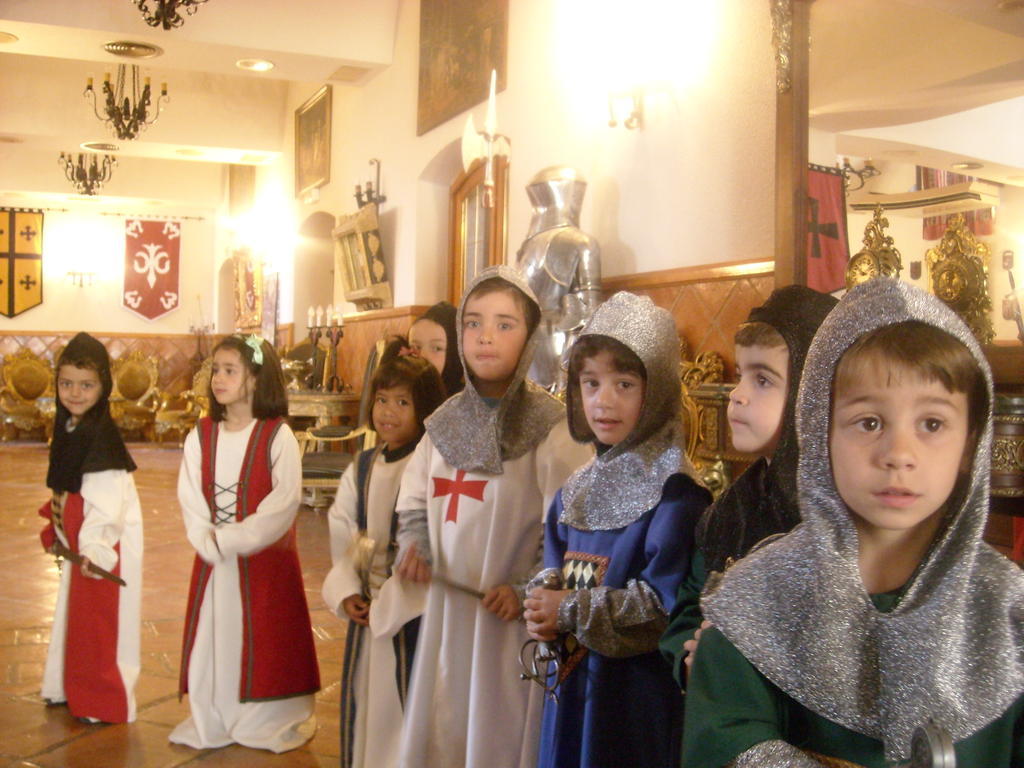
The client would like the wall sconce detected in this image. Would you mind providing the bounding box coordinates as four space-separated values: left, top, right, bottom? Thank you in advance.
841 156 881 191
354 158 387 208
608 90 644 130
66 271 96 287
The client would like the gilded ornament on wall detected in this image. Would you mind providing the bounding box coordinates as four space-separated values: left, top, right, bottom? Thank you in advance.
925 213 995 345
845 205 902 289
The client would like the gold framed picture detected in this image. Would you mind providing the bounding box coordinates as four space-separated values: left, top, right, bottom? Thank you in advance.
448 156 508 304
295 85 332 198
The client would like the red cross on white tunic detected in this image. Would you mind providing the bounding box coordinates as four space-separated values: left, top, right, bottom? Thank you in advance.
432 470 488 523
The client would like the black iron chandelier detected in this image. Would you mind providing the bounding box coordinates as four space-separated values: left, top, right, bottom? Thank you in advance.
132 0 210 30
85 64 168 141
58 153 117 196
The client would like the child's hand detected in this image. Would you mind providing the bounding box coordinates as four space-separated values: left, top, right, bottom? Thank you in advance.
79 556 102 580
396 544 432 583
342 594 370 626
683 620 713 676
482 584 521 622
523 587 570 641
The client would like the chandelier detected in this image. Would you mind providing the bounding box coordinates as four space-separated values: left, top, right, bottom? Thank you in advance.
58 153 117 196
85 65 168 141
132 0 210 30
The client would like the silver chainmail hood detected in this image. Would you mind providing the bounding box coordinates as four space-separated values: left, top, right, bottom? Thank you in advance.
702 278 1024 761
560 291 701 530
425 265 564 474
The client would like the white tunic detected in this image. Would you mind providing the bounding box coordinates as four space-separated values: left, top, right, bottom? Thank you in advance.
42 469 144 721
169 420 316 753
395 421 591 768
322 448 423 768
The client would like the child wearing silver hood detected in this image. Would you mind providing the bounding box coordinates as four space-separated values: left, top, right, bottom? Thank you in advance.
524 292 711 768
682 278 1024 766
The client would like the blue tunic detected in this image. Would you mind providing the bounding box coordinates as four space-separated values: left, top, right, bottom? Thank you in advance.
537 473 708 768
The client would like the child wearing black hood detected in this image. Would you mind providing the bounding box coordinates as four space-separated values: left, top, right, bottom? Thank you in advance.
660 286 837 683
39 332 143 723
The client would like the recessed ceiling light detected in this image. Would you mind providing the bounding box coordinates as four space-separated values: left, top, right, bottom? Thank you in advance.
103 40 163 59
0 31 19 44
176 148 204 157
81 141 120 152
951 161 983 171
236 58 275 72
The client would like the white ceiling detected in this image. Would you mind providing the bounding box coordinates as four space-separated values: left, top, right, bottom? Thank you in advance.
810 0 1024 186
1 0 1023 189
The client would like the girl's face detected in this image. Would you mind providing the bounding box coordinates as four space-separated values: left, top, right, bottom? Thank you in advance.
57 364 103 425
372 384 418 450
408 318 448 376
211 348 253 410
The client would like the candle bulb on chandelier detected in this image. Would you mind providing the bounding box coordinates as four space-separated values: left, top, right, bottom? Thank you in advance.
307 306 315 327
316 305 324 327
325 304 334 326
104 72 111 84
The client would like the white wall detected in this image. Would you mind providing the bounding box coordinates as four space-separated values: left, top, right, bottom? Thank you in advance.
281 0 777 310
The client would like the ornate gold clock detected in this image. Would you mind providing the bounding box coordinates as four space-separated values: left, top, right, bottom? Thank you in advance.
925 213 994 345
845 205 902 290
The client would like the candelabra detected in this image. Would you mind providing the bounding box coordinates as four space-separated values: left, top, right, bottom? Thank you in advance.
307 306 345 392
58 152 116 196
354 158 387 208
132 0 210 30
188 320 213 364
85 65 168 141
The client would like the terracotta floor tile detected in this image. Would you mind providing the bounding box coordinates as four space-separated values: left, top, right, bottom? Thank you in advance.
1 443 345 766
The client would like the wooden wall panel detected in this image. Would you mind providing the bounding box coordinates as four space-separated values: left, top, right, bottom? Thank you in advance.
603 258 775 379
336 305 430 394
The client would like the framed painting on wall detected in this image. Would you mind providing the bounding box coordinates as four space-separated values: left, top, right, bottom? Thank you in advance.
233 248 262 332
417 0 508 136
295 85 332 198
448 156 508 304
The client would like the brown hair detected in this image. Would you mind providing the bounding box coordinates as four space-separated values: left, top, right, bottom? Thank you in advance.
465 277 541 337
833 320 987 436
368 353 446 437
208 335 289 422
568 334 646 383
734 321 786 350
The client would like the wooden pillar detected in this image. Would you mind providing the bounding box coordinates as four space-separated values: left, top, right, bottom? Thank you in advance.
772 0 812 288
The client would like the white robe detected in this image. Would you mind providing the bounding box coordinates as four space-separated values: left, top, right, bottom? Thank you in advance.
322 449 425 768
395 421 591 768
42 469 144 721
170 420 316 753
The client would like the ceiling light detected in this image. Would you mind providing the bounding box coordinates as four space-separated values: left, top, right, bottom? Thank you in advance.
81 141 120 152
236 58 274 72
103 40 163 59
0 32 19 44
85 65 168 140
59 152 117 196
951 161 983 171
132 0 210 30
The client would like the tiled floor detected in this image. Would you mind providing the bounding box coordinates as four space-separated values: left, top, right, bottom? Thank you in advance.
0 443 345 767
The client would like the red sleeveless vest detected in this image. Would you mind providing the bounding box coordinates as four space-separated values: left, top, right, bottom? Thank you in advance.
178 417 320 701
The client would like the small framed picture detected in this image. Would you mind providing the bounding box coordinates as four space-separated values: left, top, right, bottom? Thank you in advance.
295 85 332 198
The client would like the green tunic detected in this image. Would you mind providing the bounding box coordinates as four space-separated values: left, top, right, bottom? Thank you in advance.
682 592 1024 768
658 548 707 687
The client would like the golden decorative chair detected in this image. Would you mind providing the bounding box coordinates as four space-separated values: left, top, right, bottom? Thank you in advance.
110 350 161 440
0 348 55 441
154 357 213 445
679 350 729 498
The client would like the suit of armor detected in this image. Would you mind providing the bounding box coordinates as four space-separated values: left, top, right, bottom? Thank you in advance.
516 167 601 390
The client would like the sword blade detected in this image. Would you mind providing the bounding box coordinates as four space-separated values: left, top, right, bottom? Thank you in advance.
52 540 126 586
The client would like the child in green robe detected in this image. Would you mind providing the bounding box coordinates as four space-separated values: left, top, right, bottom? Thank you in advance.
682 279 1024 767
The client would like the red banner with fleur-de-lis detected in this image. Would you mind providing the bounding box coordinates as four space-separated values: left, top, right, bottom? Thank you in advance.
123 219 180 320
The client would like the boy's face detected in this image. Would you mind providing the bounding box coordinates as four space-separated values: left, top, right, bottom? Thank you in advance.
830 367 970 541
409 318 448 376
57 364 102 425
728 343 789 457
578 350 645 447
372 384 418 451
462 289 529 398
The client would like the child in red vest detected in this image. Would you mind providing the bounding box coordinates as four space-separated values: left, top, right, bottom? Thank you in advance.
171 335 320 753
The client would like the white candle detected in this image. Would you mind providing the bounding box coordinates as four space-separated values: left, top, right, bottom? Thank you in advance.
307 306 314 326
484 69 497 136
325 304 334 325
316 305 324 327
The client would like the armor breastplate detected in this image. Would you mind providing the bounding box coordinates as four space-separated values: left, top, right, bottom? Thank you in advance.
517 227 600 315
